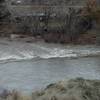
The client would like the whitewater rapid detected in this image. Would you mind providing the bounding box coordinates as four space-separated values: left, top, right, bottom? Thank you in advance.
0 37 100 93
0 38 100 63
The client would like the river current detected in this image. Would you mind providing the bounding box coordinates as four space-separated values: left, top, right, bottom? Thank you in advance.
0 38 100 93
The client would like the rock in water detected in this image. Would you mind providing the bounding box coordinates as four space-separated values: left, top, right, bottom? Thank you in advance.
0 87 10 99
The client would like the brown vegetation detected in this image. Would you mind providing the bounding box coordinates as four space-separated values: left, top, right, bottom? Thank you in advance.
0 0 100 44
0 78 100 100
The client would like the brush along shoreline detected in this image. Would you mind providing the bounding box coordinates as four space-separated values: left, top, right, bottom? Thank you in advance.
0 78 100 100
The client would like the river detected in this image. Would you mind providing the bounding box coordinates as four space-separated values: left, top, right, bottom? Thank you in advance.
0 38 100 93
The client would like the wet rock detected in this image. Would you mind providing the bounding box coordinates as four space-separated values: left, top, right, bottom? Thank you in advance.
0 88 10 99
10 34 20 39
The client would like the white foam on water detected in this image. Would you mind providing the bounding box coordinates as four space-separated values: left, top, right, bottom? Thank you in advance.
0 39 100 62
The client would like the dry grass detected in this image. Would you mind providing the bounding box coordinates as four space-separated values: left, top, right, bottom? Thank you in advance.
31 78 100 100
0 78 100 100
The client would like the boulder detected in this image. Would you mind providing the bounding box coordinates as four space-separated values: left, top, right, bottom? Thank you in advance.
0 87 10 99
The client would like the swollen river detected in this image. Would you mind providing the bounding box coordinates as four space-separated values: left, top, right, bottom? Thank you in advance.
0 38 100 93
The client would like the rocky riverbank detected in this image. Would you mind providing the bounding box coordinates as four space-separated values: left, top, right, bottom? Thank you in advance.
0 78 100 100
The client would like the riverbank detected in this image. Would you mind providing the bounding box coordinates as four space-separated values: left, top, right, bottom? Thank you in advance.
0 24 97 45
42 30 97 44
0 29 98 45
0 78 100 100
